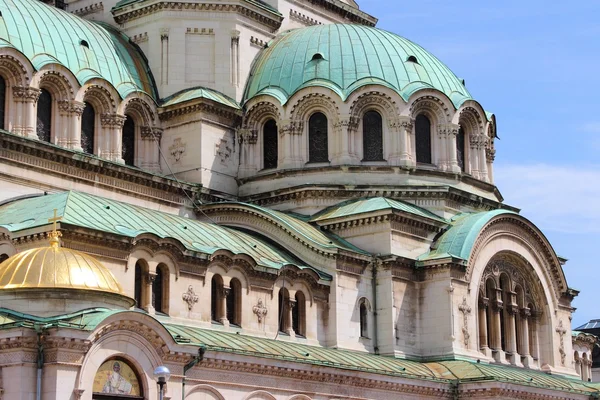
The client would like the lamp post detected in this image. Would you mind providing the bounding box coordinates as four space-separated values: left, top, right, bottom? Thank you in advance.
153 366 171 400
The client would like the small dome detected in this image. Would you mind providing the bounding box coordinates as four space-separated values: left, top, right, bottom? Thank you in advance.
243 24 471 106
0 241 124 295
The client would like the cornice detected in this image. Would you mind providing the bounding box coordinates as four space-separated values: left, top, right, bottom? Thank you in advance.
113 1 283 31
318 211 445 236
158 98 242 125
0 130 199 207
289 0 377 26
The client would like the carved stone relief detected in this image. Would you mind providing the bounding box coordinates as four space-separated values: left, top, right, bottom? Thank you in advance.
182 285 199 311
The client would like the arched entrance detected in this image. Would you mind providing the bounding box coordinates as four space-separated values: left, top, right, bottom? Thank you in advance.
92 358 144 399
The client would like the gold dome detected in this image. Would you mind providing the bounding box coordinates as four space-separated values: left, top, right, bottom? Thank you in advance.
0 241 124 294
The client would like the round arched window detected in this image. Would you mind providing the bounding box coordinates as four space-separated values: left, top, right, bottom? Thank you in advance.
93 358 143 399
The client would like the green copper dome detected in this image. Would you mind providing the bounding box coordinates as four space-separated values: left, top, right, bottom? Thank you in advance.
244 24 472 107
0 0 157 100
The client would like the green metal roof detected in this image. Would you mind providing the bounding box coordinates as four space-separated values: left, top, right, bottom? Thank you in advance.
2 307 599 395
311 197 448 224
161 87 240 110
202 202 368 255
417 210 517 263
243 24 472 107
0 0 158 100
0 191 330 279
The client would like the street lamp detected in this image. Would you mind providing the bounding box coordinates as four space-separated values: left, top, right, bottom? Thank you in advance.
153 365 171 400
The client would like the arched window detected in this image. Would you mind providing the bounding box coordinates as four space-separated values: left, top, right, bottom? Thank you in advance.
415 114 431 164
211 274 224 322
227 278 242 326
278 287 290 333
308 112 328 163
457 126 466 172
263 119 278 169
122 115 135 166
478 256 542 368
362 110 384 161
81 102 95 154
359 301 368 338
0 76 6 130
152 265 168 314
92 358 143 399
37 88 52 142
293 291 306 337
134 261 143 309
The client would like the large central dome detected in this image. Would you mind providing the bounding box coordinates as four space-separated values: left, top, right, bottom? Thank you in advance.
244 24 472 106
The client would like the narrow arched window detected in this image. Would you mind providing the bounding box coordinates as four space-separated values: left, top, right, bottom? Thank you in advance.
278 287 290 333
227 278 242 326
360 301 368 338
362 110 384 161
263 119 278 169
484 279 495 349
211 274 224 322
81 102 95 154
122 115 135 166
0 76 6 130
308 112 328 163
37 88 52 142
0 254 8 263
499 274 510 352
415 114 431 164
134 261 143 309
457 126 466 172
293 291 306 336
152 267 163 313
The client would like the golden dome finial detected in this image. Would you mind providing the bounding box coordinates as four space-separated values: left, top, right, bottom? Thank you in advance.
48 208 62 248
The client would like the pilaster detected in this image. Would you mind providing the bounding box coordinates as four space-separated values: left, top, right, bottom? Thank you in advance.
12 86 41 138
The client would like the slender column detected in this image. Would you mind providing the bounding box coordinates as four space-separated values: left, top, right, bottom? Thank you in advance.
13 86 41 138
437 125 448 170
231 30 240 87
220 287 230 326
479 298 489 351
469 133 481 179
100 113 126 162
530 311 540 361
141 126 163 172
146 272 156 313
447 124 460 172
331 116 356 165
286 299 296 336
478 134 489 182
576 358 582 379
506 299 521 365
58 100 84 150
279 120 302 168
583 359 590 382
486 146 496 183
520 308 531 356
491 297 503 351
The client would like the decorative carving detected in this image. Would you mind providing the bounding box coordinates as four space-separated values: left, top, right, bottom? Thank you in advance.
58 100 85 115
0 54 30 85
238 127 258 144
39 71 75 98
182 285 199 311
486 147 496 162
215 138 232 164
409 95 451 122
289 9 322 26
160 28 169 41
169 138 186 163
84 85 116 113
458 297 472 347
100 113 126 128
290 93 338 122
245 101 280 130
280 120 304 136
141 126 163 141
13 86 41 102
556 320 567 366
253 299 268 323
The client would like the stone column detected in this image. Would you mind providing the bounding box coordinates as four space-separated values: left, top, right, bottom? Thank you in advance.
141 126 162 172
389 117 414 167
478 298 489 352
100 113 126 162
486 144 496 183
331 116 356 165
279 120 302 169
576 358 582 379
520 308 533 367
447 123 460 173
220 286 230 326
146 272 156 314
437 125 448 170
286 298 296 336
506 299 522 366
491 291 506 363
13 86 41 138
583 359 590 382
469 133 481 179
529 311 540 363
58 100 84 151
477 134 489 182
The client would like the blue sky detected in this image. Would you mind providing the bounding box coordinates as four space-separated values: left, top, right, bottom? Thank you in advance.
360 1 600 327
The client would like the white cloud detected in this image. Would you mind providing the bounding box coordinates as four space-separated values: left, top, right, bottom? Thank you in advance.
495 164 600 233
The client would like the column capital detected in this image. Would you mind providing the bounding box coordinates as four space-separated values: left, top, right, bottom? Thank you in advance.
280 120 303 136
238 127 258 144
13 86 41 103
506 303 519 315
520 307 532 318
141 126 163 141
58 100 85 116
101 113 126 128
333 115 359 132
479 296 490 308
492 299 504 311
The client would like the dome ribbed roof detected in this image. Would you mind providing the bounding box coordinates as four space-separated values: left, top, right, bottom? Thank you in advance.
0 242 124 295
0 0 157 100
243 24 472 106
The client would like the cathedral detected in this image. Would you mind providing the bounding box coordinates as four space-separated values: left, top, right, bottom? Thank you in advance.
0 0 597 398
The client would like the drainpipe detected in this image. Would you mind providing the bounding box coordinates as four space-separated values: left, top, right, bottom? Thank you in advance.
181 345 206 400
451 379 460 400
371 256 379 355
